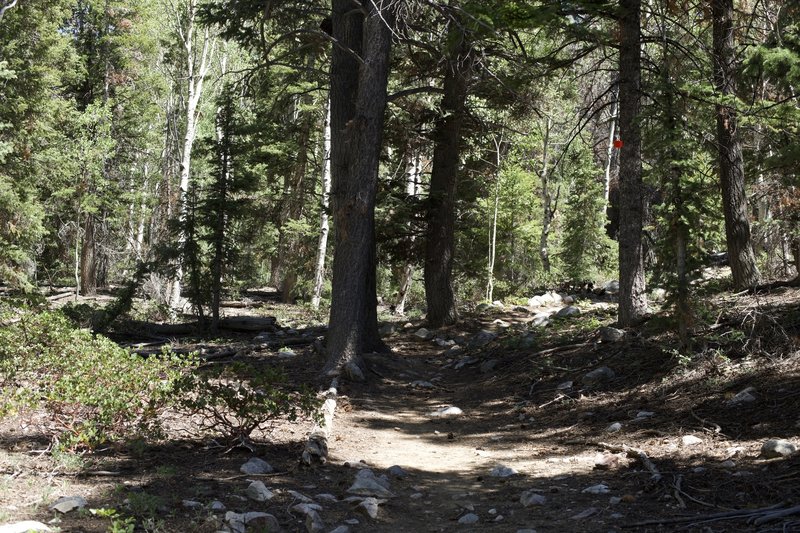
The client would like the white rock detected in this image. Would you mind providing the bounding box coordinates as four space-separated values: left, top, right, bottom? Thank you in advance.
458 513 479 524
583 366 615 385
761 439 797 458
527 296 543 307
635 411 655 419
604 280 620 294
358 497 381 519
245 480 274 502
681 435 703 447
182 499 203 509
345 518 359 525
414 328 434 340
489 465 518 477
293 502 324 513
606 422 622 433
428 406 463 418
599 327 626 343
49 496 87 514
469 330 497 348
240 457 274 475
387 465 408 478
278 349 296 358
0 522 52 533
520 491 547 506
329 527 350 533
347 470 394 498
410 380 434 388
209 500 226 511
727 387 757 406
556 380 573 390
316 493 338 503
610 496 622 505
225 512 279 533
581 483 610 494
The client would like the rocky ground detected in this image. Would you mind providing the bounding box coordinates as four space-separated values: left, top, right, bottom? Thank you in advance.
1 284 800 532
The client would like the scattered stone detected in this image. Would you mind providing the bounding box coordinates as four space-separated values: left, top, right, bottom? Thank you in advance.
458 513 479 525
49 496 87 514
387 465 408 479
343 459 371 469
582 483 610 494
516 530 537 533
181 499 203 509
556 380 573 390
329 527 350 533
571 507 600 520
225 512 280 533
594 452 629 470
480 359 498 373
582 366 615 386
609 497 622 505
527 296 543 307
429 406 463 418
488 509 497 515
513 306 530 313
606 422 622 433
519 333 537 348
492 300 505 308
277 349 296 359
650 288 667 302
414 328 435 340
760 439 797 459
288 490 313 503
454 356 479 369
209 500 226 511
475 303 492 312
378 323 396 337
240 457 274 475
344 519 359 525
293 503 325 532
681 435 703 447
245 480 274 502
520 491 547 506
469 330 497 348
0 522 52 533
347 469 394 498
410 493 423 500
563 295 575 305
444 345 464 357
635 411 655 419
492 319 511 328
727 387 757 406
530 314 550 328
344 362 365 382
357 497 382 519
410 380 435 389
604 280 620 294
599 327 626 343
556 305 581 318
693 467 706 474
434 337 456 347
489 465 518 478
316 494 338 503
720 460 736 468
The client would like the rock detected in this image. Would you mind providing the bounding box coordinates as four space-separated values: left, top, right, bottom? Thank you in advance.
293 504 325 532
635 411 655 419
182 499 203 509
582 483 610 494
527 296 543 307
245 480 274 502
476 303 492 312
520 491 547 506
650 288 667 302
550 291 564 304
599 327 625 343
429 406 463 418
357 497 381 519
240 457 274 475
727 387 757 406
582 366 615 386
519 333 537 348
347 469 394 498
720 460 736 468
387 465 408 479
556 306 581 318
606 422 622 433
225 512 281 533
530 314 550 328
454 356 478 369
0 522 52 533
277 349 296 358
458 513 479 525
288 490 313 503
513 306 530 313
316 494 338 503
492 319 511 328
414 328 434 340
556 380 573 390
480 359 498 374
378 323 396 337
492 300 505 308
469 330 497 348
604 280 620 294
329 527 350 533
681 435 703 447
344 362 365 382
571 507 600 520
410 380 435 388
489 465 518 477
760 439 797 458
563 295 575 305
209 500 226 511
434 337 456 347
344 519 359 525
49 496 88 514
444 345 463 357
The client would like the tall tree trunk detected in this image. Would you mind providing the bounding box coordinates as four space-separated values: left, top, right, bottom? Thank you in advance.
395 147 423 315
79 214 96 295
604 85 619 208
210 94 231 334
711 0 760 289
325 0 393 378
486 133 502 302
311 102 332 308
169 0 215 308
539 117 554 274
617 0 648 326
424 11 471 328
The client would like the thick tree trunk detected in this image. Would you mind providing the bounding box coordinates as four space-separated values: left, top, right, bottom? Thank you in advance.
617 0 648 326
80 214 96 296
325 0 392 378
711 0 760 289
424 17 471 328
311 103 332 308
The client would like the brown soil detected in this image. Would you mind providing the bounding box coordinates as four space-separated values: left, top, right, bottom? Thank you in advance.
2 287 800 532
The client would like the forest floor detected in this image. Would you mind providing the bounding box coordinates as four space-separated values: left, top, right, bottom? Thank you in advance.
1 281 800 533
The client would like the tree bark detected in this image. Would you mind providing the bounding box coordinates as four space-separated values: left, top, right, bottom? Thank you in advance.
711 0 760 289
79 214 97 296
617 0 648 326
395 146 423 315
424 12 471 328
325 0 393 377
539 117 555 275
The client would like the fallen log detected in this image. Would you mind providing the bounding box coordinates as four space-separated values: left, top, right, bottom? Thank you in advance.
125 316 278 335
302 380 338 465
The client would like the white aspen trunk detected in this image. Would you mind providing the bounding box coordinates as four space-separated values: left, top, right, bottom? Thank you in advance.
486 134 503 302
311 103 332 308
395 148 423 315
539 117 554 274
604 87 619 206
169 0 215 308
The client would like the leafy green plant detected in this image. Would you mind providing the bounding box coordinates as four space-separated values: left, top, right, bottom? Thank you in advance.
175 363 320 445
0 305 195 450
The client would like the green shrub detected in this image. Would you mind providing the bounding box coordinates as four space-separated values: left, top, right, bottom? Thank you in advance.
174 362 320 445
0 305 194 450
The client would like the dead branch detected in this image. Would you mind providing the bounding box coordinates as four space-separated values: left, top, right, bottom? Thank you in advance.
597 441 662 482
